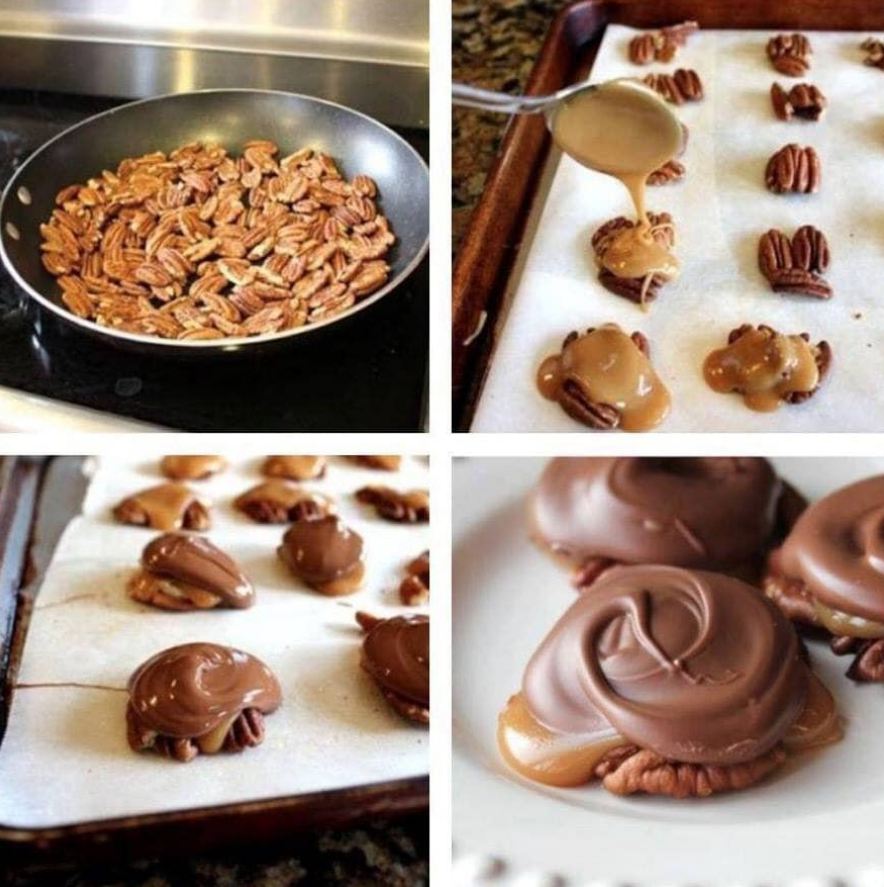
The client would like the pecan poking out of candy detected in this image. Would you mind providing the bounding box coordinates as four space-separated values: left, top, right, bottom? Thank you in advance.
829 637 884 682
400 551 430 605
861 38 884 70
628 21 699 65
765 144 821 194
355 486 429 523
758 226 832 299
771 83 827 121
642 69 703 104
767 33 812 76
595 744 787 798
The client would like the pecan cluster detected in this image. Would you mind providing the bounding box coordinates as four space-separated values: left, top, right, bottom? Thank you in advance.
767 33 812 76
113 484 211 531
40 141 395 340
764 144 821 194
726 325 832 405
758 226 832 298
861 38 884 70
355 486 429 523
628 21 698 65
592 213 674 304
642 69 703 104
556 328 650 431
770 82 827 121
399 551 430 605
594 744 786 798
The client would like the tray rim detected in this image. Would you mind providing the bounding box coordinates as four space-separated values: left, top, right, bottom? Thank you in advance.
451 0 884 431
0 455 429 864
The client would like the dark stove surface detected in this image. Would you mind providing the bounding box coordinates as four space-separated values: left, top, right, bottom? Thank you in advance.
0 91 428 431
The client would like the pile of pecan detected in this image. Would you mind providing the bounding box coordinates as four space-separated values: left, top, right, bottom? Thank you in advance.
628 21 699 65
758 226 832 299
770 82 827 121
767 33 812 76
764 144 821 194
591 213 674 304
642 69 703 104
861 37 884 70
39 141 395 340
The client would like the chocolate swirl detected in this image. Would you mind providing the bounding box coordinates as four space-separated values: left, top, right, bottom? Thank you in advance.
362 615 429 706
531 457 781 570
780 475 884 622
128 642 281 738
523 565 806 765
141 532 254 608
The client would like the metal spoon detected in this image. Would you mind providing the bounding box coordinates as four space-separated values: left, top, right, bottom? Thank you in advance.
451 80 602 117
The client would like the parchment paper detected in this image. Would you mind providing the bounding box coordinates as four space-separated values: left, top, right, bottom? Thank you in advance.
0 455 429 828
472 25 883 432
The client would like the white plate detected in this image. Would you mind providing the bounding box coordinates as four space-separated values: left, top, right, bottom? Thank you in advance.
453 457 884 886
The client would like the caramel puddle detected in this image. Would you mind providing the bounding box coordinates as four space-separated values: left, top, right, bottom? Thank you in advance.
703 327 819 412
537 324 670 431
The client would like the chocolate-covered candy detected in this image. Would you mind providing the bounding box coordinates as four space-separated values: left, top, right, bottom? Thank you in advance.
127 642 281 762
262 456 327 481
160 455 227 480
531 457 785 582
349 456 402 471
499 565 837 797
113 483 211 531
235 481 333 524
356 612 429 724
355 486 429 523
278 515 365 595
128 532 254 611
767 475 884 680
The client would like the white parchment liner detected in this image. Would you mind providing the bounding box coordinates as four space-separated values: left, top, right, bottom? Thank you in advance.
0 455 429 828
473 25 882 432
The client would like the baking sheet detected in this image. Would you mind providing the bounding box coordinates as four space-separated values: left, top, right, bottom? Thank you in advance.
472 25 883 432
0 455 429 829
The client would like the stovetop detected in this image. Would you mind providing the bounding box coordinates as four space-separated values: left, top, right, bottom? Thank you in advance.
0 91 428 431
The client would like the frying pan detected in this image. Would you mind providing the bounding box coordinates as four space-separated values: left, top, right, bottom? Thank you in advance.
0 89 429 356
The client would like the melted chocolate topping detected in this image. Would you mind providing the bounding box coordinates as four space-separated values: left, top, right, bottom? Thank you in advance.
780 475 884 622
279 515 363 585
531 457 781 570
361 615 430 706
141 533 254 608
128 642 281 738
523 565 806 765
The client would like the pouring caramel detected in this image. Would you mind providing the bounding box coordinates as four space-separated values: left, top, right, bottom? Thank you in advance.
550 79 683 284
537 324 670 431
703 326 819 412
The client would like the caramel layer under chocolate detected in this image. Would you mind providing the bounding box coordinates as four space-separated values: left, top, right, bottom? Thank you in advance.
160 455 227 480
531 457 782 573
235 481 333 524
357 612 429 724
129 532 254 610
262 456 327 481
278 515 364 595
349 456 402 471
127 642 281 761
113 483 210 531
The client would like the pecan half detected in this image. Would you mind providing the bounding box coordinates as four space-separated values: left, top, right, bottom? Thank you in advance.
831 637 884 682
355 486 429 523
769 268 832 299
758 229 794 278
643 68 703 104
223 708 266 752
571 556 618 591
861 37 884 70
628 33 657 65
595 744 787 798
764 144 821 194
783 337 832 404
647 159 685 185
558 382 621 430
767 34 812 76
400 551 430 605
791 225 830 273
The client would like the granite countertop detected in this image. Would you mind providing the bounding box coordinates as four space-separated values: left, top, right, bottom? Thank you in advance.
452 0 573 253
5 815 428 886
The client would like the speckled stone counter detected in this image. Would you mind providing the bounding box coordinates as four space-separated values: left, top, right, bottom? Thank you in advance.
452 0 573 253
5 815 428 886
